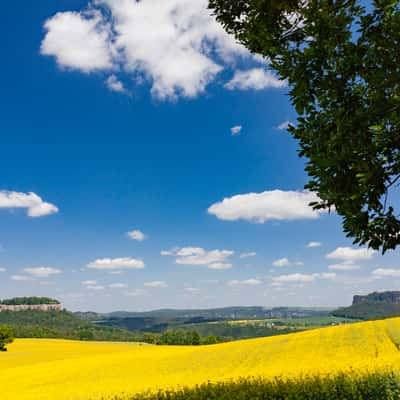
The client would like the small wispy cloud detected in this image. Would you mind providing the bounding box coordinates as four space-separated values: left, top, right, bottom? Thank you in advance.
326 247 376 262
126 289 148 297
0 190 58 217
228 278 262 286
372 268 400 278
272 258 304 267
127 230 147 241
185 287 200 293
161 247 234 270
230 125 242 136
106 75 127 94
11 275 34 281
144 281 168 288
86 285 105 291
87 257 145 271
208 262 232 270
82 280 97 286
240 252 256 258
109 283 128 289
208 190 327 223
272 272 336 283
328 261 360 271
306 241 322 248
24 267 62 278
276 120 294 131
225 69 285 91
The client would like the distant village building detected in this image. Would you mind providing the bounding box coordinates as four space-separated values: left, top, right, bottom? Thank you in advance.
0 303 61 312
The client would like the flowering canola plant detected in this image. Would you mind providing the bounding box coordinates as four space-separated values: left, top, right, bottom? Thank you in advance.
0 317 399 400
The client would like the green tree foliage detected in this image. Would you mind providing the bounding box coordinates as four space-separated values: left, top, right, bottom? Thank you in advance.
332 302 400 320
201 335 219 345
156 330 217 345
0 325 14 351
182 321 292 339
1 297 60 305
0 310 137 342
125 372 400 400
0 311 226 345
209 0 400 252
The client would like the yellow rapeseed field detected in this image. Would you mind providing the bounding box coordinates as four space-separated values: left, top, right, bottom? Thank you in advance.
1 317 400 400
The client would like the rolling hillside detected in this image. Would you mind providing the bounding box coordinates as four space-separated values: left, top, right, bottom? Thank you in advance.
1 317 400 400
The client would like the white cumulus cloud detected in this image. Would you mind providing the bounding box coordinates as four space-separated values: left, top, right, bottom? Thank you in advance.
272 273 316 283
106 75 127 93
272 258 303 267
240 252 256 258
87 257 145 271
11 275 34 281
306 241 322 248
24 267 62 278
225 68 285 90
40 0 283 99
126 289 148 297
319 272 337 280
144 281 168 288
41 10 114 72
372 268 400 278
228 278 262 286
160 250 175 256
162 247 234 269
328 261 360 271
0 191 58 217
185 287 200 293
208 190 326 223
82 280 97 286
272 272 336 283
109 283 128 289
230 125 242 136
208 262 232 270
127 230 147 241
0 267 6 272
326 247 376 262
87 285 105 290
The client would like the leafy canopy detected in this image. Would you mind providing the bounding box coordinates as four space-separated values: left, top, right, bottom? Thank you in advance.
0 325 14 351
209 0 400 252
0 297 60 305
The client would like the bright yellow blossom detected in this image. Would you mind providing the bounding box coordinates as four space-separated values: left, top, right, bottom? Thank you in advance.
0 317 399 400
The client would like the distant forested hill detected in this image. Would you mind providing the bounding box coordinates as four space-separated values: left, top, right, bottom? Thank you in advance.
90 307 336 339
0 310 136 341
81 306 333 331
0 297 60 305
332 291 400 320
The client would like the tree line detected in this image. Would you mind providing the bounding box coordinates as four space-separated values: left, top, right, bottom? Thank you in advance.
0 297 60 305
0 325 14 351
0 310 229 346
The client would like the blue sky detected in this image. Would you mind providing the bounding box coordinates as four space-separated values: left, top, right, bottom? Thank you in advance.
1 0 399 312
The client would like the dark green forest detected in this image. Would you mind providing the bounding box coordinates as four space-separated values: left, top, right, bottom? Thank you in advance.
0 297 60 305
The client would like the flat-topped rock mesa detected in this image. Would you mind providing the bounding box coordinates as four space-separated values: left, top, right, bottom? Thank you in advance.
353 291 400 305
0 297 61 312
